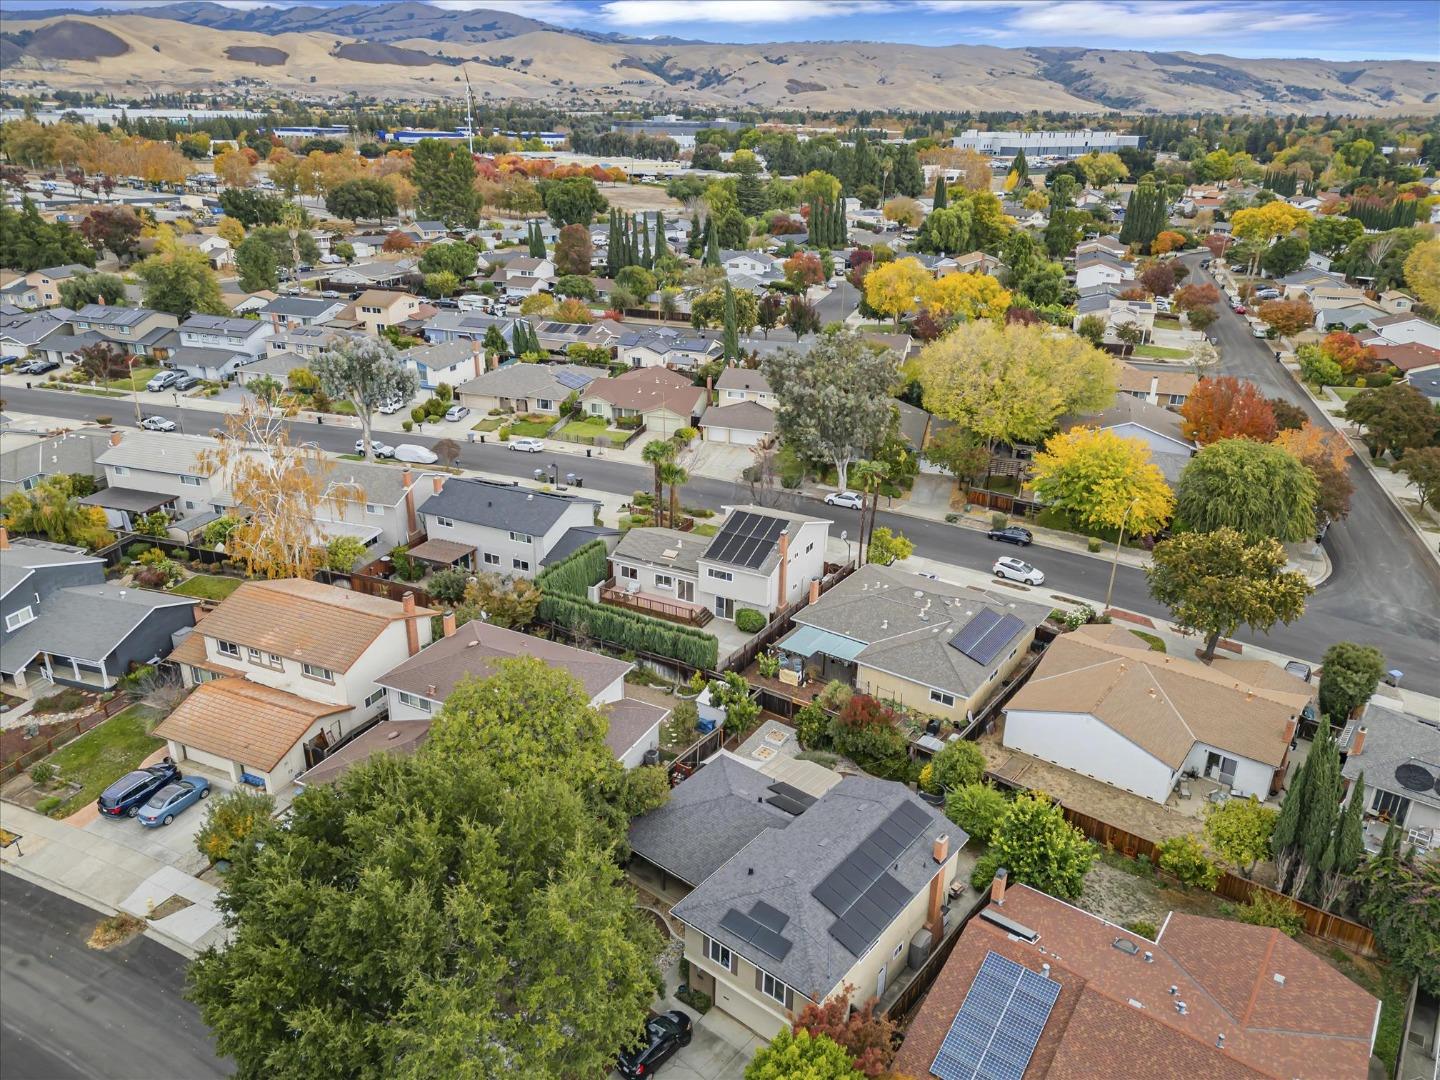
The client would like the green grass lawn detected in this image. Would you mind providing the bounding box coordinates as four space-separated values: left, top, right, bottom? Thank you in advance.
100 366 160 391
44 704 165 818
1127 630 1167 652
1133 345 1190 360
561 418 625 440
1329 385 1364 401
472 417 505 432
508 418 556 437
169 574 242 601
1153 315 1183 330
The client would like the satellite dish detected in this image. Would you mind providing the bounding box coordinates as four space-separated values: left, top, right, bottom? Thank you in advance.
1394 762 1436 793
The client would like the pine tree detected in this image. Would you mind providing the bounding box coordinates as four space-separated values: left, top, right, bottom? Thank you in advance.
933 174 948 211
654 212 668 260
1011 149 1029 186
703 221 721 267
630 215 643 270
1270 746 1309 893
688 212 702 258
721 280 740 362
1318 772 1365 912
1291 720 1342 900
606 211 621 278
642 217 652 268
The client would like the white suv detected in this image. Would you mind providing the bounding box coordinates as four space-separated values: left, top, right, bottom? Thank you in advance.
993 556 1044 586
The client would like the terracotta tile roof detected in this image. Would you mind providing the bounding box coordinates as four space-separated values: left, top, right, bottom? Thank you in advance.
1370 341 1440 372
580 367 706 416
168 631 242 676
153 678 347 771
1006 624 1306 769
892 883 1377 1080
195 579 434 673
1118 363 1198 398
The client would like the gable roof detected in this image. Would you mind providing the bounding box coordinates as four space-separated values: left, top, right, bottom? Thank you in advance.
715 366 772 394
1006 624 1308 769
152 677 348 772
181 313 262 337
1369 341 1440 372
196 579 433 672
700 505 824 575
580 366 706 415
699 400 775 434
95 431 221 476
457 361 606 401
0 578 191 673
614 526 703 577
417 477 596 534
1118 363 1198 398
1061 393 1193 448
1341 702 1440 811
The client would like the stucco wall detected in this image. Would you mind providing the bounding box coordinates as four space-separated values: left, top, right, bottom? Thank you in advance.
1004 708 1176 803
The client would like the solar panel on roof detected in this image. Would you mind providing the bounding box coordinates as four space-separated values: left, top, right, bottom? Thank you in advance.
931 951 1060 1080
949 609 1002 658
949 609 1025 667
704 511 787 570
766 793 811 816
553 369 592 390
719 905 794 962
750 901 789 933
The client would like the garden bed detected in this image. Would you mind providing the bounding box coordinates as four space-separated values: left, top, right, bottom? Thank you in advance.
37 703 164 818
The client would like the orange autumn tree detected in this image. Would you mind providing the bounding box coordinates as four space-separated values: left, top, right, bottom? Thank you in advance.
1275 422 1354 519
1180 376 1277 445
1320 331 1380 375
792 983 897 1078
1151 230 1186 254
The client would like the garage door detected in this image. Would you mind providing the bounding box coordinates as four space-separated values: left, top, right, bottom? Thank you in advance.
176 744 236 776
727 427 763 447
704 425 731 444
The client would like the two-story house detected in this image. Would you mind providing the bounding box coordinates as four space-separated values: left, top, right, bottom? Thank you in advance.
11 264 91 308
1073 251 1135 291
401 339 487 391
67 305 179 357
0 430 107 501
83 430 226 529
609 505 829 624
415 477 599 578
1 530 195 693
156 579 435 792
311 461 437 551
419 310 519 347
701 366 777 445
177 232 232 269
580 367 706 438
1368 312 1440 351
351 290 426 336
502 257 556 298
257 296 347 329
169 313 275 381
617 328 724 372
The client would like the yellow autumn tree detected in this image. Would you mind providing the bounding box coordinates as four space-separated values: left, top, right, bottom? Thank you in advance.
216 216 245 245
1403 238 1440 311
1274 422 1349 473
1031 427 1174 535
919 271 1012 321
1232 202 1313 274
863 257 931 327
214 147 253 189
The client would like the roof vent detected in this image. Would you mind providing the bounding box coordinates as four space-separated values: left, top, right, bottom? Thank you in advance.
1216 1034 1225 1049
1041 963 1050 977
1128 998 1144 1009
466 639 480 648
1176 1001 1188 1015
1144 951 1153 963
1272 973 1285 986
914 590 924 598
1169 985 1178 996
1112 938 1139 956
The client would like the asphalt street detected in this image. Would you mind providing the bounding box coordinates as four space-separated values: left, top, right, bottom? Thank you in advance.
0 873 230 1080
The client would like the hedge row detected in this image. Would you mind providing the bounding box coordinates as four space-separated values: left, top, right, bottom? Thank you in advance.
538 592 718 670
535 539 608 597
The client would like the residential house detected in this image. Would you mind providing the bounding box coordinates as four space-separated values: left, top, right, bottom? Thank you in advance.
0 429 106 499
1277 266 1348 300
85 430 226 528
351 290 426 336
177 232 232 268
1074 285 1155 344
610 505 829 624
1073 251 1135 291
720 250 783 280
326 260 420 290
618 327 724 371
501 256 555 298
0 274 40 309
1341 702 1440 855
374 619 666 768
642 761 962 1037
169 313 274 381
778 564 1048 720
0 308 68 362
66 305 179 356
944 251 1005 278
1379 290 1416 314
156 579 435 793
406 220 449 243
226 290 277 315
1 531 195 693
532 318 623 357
1118 363 1196 409
415 476 599 578
1074 236 1128 260
699 400 775 445
1366 341 1440 379
257 296 347 328
892 877 1379 1080
1060 394 1197 485
714 366 777 409
253 325 357 370
401 339 487 391
1312 288 1386 331
580 367 706 437
1003 623 1311 803
312 461 439 551
10 264 90 308
457 362 606 415
419 310 518 347
1367 312 1440 351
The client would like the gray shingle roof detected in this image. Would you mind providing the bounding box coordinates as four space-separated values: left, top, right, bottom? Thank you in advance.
260 297 340 319
542 525 619 566
1343 703 1440 813
417 477 595 534
0 538 99 600
0 582 192 672
715 367 772 394
95 431 220 476
670 773 961 999
313 459 440 508
72 304 155 327
613 527 703 576
181 314 264 337
457 362 606 401
699 400 775 434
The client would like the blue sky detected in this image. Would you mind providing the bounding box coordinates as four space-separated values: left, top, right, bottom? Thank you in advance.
42 0 1440 60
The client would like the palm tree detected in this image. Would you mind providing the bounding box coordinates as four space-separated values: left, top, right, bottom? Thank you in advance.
660 461 689 529
641 438 675 526
849 459 888 565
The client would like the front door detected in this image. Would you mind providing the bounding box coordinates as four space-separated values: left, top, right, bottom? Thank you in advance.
715 595 734 620
678 579 695 603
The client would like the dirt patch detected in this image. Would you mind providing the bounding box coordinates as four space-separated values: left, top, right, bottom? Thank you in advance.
225 45 288 67
87 912 145 950
1074 858 1227 930
602 184 684 212
21 20 130 61
333 42 459 67
148 895 194 920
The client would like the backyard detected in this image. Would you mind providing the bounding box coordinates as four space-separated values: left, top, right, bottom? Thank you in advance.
168 574 242 601
34 703 165 818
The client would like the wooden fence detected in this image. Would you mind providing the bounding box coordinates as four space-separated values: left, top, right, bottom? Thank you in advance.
720 561 856 673
316 568 436 609
0 693 135 782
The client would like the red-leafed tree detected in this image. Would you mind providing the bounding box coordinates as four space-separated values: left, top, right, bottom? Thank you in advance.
1258 298 1316 336
1204 234 1232 259
1180 376 1278 445
846 248 874 288
1139 260 1176 297
1119 286 1149 301
1321 331 1380 375
1173 282 1220 312
792 984 897 1079
553 222 593 276
837 694 897 729
382 230 415 252
783 251 826 289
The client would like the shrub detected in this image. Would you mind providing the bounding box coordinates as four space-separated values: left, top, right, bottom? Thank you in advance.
988 792 1097 900
675 987 711 1014
945 782 1009 844
795 749 840 767
537 592 719 669
1087 536 1103 553
991 512 1008 530
756 650 781 678
29 762 57 785
663 699 699 746
95 415 113 425
945 513 960 524
794 703 833 750
673 426 697 443
428 566 469 605
817 680 853 713
1156 834 1220 889
534 539 607 597
36 796 63 816
1126 918 1159 940
125 543 153 561
32 688 88 714
970 849 1002 891
1230 890 1304 936
1061 605 1095 631
926 740 987 793
120 664 156 690
195 788 275 864
401 420 413 432
837 693 896 729
734 607 766 633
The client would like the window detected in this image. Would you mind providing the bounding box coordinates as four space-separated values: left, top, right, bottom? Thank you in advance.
509 531 532 544
761 972 788 1005
708 568 733 582
301 662 334 682
364 688 384 708
5 606 35 631
805 543 813 554
483 552 501 566
1373 789 1411 826
620 565 638 580
707 937 733 972
365 503 383 516
216 640 240 658
434 516 454 528
930 689 956 708
536 399 552 411
112 465 129 476
248 647 263 663
655 574 673 590
268 653 283 666
398 691 432 714
513 558 530 572
180 474 201 486
892 941 904 960
19 474 39 491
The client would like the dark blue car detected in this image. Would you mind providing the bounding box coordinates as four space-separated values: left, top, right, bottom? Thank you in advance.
97 760 182 819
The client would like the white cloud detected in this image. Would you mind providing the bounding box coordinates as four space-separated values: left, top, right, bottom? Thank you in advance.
597 0 899 28
972 1 1341 41
423 0 590 18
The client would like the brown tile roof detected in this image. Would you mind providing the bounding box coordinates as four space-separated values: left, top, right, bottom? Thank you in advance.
376 621 630 704
195 579 434 673
168 631 242 677
1005 624 1305 769
296 719 432 785
1370 341 1440 372
892 883 1377 1080
153 678 347 771
1118 363 1198 398
581 367 706 416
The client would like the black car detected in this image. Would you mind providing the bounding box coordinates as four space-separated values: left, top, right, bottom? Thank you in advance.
616 1011 692 1079
987 526 1033 546
97 759 182 818
20 358 60 375
172 374 201 391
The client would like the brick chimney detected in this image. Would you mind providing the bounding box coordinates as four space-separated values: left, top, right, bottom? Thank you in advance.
432 475 445 495
1351 727 1367 757
442 611 457 638
401 466 417 537
402 592 419 656
991 867 1008 906
471 337 482 377
777 531 789 604
809 578 820 604
0 526 9 550
933 834 950 864
927 834 950 943
109 430 123 446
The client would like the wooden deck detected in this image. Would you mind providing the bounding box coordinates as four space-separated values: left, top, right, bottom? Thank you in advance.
599 581 713 627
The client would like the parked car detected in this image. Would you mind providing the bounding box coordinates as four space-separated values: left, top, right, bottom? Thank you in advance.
509 436 544 453
140 415 177 432
136 777 211 827
1231 304 1247 315
616 1011 692 1080
18 358 60 375
377 397 406 415
355 439 396 458
824 490 864 510
1284 660 1313 683
987 525 1033 546
1252 324 1269 338
1254 288 1280 300
393 443 439 464
172 374 200 391
146 370 181 392
444 404 471 422
993 556 1044 585
97 760 182 818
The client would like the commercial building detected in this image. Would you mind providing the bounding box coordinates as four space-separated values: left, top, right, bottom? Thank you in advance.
952 129 1144 158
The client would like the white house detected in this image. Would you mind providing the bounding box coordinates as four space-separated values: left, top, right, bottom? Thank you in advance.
1004 624 1310 804
1368 313 1440 351
85 430 226 527
415 476 599 578
177 232 232 269
1073 251 1135 291
401 339 487 391
502 257 556 297
169 313 275 380
155 580 436 793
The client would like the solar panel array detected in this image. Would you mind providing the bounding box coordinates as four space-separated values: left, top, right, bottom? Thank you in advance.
764 781 817 817
719 903 794 962
703 510 787 570
553 369 594 391
813 801 932 957
948 610 1026 667
931 951 1061 1080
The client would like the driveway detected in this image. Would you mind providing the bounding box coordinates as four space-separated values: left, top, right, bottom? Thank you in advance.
688 442 754 481
78 763 233 877
637 1010 760 1080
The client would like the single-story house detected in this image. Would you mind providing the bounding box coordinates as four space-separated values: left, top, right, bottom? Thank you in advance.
618 327 724 371
699 400 775 445
457 362 606 415
580 366 706 437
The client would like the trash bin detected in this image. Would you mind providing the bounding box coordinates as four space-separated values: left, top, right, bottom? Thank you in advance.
467 432 475 443
586 448 592 458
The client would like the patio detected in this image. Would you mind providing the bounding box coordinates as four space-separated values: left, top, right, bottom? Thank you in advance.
600 579 713 627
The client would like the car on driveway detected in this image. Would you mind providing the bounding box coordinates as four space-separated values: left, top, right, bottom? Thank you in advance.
355 438 396 458
993 556 1044 585
139 415 177 432
97 760 182 819
509 436 544 453
377 396 406 414
824 490 864 510
987 525 1033 546
172 374 200 391
393 443 439 464
146 370 181 392
136 777 211 827
18 358 60 375
616 1010 692 1079
444 404 470 422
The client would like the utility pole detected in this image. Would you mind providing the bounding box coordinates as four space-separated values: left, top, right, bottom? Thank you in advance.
1104 499 1139 615
462 67 476 157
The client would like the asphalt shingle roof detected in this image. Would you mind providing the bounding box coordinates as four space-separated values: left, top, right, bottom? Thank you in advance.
417 477 596 535
0 581 192 671
1342 702 1440 813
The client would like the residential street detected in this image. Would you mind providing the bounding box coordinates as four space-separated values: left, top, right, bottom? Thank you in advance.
0 873 230 1080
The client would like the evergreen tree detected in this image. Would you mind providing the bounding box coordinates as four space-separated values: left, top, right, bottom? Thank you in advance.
1291 720 1342 900
721 280 740 362
1119 180 1166 251
606 211 621 278
642 216 652 268
853 132 878 191
654 212 668 260
1011 149 1029 185
688 211 702 258
1317 772 1365 912
1270 744 1309 893
893 144 924 197
933 174 949 211
703 221 721 267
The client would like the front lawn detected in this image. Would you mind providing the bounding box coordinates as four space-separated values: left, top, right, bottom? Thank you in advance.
508 418 556 437
100 366 160 391
169 574 242 601
472 417 505 432
1153 315 1183 330
1329 385 1364 401
1132 345 1190 360
42 703 165 818
560 418 627 442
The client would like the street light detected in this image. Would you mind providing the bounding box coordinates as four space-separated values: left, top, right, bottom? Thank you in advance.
172 392 185 434
128 356 141 424
840 529 853 568
1104 499 1141 615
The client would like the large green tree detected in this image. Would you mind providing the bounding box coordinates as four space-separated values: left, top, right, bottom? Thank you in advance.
311 337 419 460
1356 837 1440 995
411 138 480 228
1343 383 1440 460
541 176 608 227
982 792 1096 901
324 177 397 223
746 1030 861 1080
1175 438 1317 542
1146 528 1313 661
234 234 278 292
0 198 94 272
58 270 127 309
1317 641 1386 722
417 240 478 281
134 245 228 320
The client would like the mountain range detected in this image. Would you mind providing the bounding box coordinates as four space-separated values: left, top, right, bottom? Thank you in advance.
4 3 1437 115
